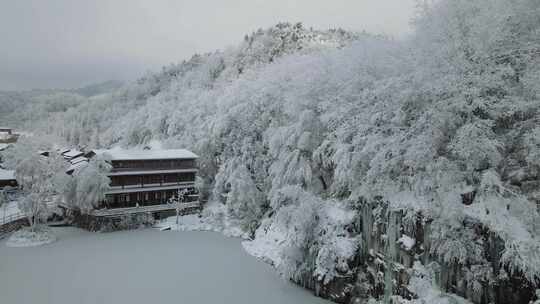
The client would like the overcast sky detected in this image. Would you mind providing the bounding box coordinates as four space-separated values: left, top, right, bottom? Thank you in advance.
0 0 417 91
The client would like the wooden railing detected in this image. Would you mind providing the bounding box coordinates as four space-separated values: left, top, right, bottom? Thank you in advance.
110 163 198 172
0 211 26 226
109 181 195 190
0 200 56 226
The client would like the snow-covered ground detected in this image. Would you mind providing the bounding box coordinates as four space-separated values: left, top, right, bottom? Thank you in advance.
0 227 331 304
154 212 247 238
154 214 220 232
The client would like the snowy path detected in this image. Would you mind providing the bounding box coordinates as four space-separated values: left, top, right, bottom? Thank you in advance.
0 227 331 304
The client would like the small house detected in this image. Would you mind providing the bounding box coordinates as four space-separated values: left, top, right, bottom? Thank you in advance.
0 127 18 144
0 127 12 135
0 168 17 189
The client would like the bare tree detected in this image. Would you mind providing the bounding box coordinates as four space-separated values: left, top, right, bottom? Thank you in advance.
168 188 189 225
0 189 8 224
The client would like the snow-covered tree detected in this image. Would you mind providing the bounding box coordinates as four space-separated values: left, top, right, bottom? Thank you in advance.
0 134 65 170
15 152 64 230
66 155 111 213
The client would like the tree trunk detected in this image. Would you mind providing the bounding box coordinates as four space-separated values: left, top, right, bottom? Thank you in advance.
28 215 35 232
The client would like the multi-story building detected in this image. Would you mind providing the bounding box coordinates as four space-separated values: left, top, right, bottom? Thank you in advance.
95 149 199 209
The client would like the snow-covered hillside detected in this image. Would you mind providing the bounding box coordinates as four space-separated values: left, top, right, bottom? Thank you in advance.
2 1 540 303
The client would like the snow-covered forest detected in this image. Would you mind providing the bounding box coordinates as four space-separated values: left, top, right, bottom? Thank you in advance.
1 0 540 303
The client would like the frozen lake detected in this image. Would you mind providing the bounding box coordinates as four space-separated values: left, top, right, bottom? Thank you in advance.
0 227 330 304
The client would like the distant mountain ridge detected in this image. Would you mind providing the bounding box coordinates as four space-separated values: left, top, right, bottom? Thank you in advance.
0 80 124 129
73 80 124 97
133 22 361 100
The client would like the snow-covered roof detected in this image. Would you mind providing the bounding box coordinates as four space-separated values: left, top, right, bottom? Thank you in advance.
70 156 88 165
0 169 15 181
63 149 84 159
95 148 198 161
66 161 88 175
0 143 12 151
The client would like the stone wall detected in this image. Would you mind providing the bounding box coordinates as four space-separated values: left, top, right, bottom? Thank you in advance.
69 207 201 232
70 212 155 232
0 217 28 239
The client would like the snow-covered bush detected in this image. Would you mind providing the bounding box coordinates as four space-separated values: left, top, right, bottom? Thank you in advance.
102 213 155 232
6 226 56 247
244 186 358 284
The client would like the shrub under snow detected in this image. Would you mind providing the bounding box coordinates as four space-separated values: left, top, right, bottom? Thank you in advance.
243 186 358 285
6 226 56 248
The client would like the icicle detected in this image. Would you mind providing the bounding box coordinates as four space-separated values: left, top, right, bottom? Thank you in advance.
384 211 397 304
362 203 373 259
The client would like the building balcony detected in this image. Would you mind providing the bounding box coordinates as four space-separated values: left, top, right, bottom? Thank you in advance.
106 181 195 195
108 168 198 176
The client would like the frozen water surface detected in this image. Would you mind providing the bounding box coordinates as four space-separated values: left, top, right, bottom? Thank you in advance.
0 227 330 304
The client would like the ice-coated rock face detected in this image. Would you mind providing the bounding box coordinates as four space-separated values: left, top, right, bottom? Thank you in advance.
306 200 538 304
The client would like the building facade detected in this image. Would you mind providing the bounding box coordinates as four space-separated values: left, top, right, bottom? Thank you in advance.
97 149 199 209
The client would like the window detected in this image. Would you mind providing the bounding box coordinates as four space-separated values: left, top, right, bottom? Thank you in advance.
119 194 128 203
179 172 195 182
